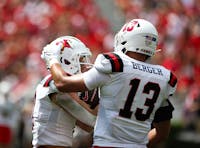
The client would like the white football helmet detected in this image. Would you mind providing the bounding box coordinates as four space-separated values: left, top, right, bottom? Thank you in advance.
49 36 92 75
114 19 158 57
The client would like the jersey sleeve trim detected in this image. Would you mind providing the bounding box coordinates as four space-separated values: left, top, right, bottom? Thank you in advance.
103 53 123 72
43 76 53 87
153 100 174 123
168 72 177 87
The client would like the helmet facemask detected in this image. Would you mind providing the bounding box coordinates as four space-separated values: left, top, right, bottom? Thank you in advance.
60 46 92 75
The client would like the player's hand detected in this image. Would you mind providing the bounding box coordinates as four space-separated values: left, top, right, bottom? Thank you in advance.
41 42 64 69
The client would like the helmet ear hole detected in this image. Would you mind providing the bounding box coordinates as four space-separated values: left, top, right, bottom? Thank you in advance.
64 59 71 65
121 41 127 45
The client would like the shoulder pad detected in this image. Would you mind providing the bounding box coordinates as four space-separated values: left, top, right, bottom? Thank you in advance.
36 75 55 99
94 52 123 73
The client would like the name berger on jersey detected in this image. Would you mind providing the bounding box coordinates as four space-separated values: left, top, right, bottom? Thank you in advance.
131 34 162 76
132 61 163 76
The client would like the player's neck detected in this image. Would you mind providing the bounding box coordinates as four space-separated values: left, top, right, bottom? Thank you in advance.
126 51 147 62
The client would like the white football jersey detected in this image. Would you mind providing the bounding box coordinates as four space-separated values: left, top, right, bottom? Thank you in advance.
32 75 76 147
83 51 177 147
32 74 98 147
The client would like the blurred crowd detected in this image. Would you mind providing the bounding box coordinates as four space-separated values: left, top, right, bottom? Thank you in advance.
0 0 200 147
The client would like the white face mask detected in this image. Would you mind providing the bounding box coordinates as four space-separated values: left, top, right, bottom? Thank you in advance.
79 55 93 73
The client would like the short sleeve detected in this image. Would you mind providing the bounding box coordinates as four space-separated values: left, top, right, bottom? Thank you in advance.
167 72 178 97
94 52 124 73
83 67 110 90
153 99 174 123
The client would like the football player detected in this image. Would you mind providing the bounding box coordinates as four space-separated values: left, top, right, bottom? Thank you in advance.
32 36 98 148
42 19 177 148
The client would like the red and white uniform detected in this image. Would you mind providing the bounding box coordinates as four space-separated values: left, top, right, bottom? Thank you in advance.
83 51 177 148
32 75 97 148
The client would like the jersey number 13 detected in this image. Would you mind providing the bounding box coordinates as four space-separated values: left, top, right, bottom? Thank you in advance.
119 78 160 121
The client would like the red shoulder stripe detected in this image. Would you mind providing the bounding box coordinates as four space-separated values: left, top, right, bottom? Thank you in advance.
168 72 177 87
103 53 123 72
43 76 53 87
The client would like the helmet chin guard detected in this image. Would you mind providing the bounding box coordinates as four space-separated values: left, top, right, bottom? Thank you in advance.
114 19 158 57
50 36 92 75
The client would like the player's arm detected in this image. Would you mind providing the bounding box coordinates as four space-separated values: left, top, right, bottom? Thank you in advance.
50 63 88 92
147 99 174 148
42 43 111 93
50 93 95 137
75 120 94 133
72 124 94 148
49 93 96 127
147 120 171 148
65 91 98 116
